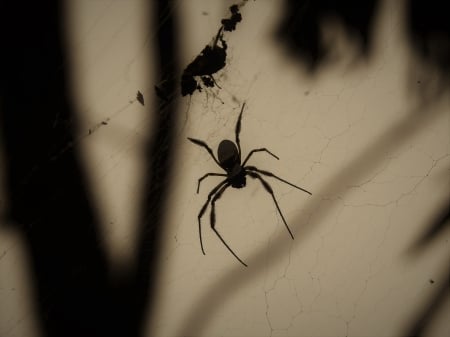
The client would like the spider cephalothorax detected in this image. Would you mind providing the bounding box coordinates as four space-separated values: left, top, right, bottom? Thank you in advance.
188 103 311 267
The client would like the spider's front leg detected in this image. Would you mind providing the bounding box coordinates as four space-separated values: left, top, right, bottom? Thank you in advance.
235 102 245 159
197 172 227 193
187 137 221 166
242 148 279 166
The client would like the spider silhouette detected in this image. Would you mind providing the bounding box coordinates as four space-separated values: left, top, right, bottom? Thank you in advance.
188 103 312 266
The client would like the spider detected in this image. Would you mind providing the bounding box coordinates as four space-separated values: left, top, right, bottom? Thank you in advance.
188 103 312 267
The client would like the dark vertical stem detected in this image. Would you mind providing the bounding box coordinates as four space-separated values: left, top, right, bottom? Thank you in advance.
0 1 181 336
128 0 180 335
0 1 110 337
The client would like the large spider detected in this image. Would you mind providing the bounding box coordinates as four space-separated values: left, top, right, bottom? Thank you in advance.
188 103 312 266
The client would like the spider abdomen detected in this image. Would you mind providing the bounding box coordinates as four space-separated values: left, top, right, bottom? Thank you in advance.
218 139 239 170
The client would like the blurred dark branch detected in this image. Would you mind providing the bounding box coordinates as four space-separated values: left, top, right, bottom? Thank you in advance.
277 0 450 97
404 259 450 337
0 0 180 336
409 204 450 253
404 201 450 336
276 0 380 71
407 0 450 87
128 0 180 334
0 2 110 336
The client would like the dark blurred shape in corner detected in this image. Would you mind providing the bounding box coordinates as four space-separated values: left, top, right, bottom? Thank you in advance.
276 0 450 91
407 0 450 85
275 0 380 72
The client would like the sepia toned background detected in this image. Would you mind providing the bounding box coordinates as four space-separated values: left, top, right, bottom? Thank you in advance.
0 0 448 336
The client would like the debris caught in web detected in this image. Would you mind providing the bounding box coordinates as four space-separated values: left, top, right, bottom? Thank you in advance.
137 90 145 106
180 4 243 96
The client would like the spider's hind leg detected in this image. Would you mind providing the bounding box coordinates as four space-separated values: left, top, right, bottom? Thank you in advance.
198 180 228 255
197 172 227 193
210 183 248 267
247 171 295 240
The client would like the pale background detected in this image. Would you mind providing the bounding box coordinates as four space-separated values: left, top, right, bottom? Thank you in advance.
1 0 449 336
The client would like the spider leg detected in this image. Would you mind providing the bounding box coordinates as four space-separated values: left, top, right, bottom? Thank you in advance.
242 148 279 166
235 103 245 160
198 179 228 255
188 137 221 166
197 172 227 193
210 75 222 89
247 171 295 240
213 26 224 47
210 183 248 267
246 166 312 195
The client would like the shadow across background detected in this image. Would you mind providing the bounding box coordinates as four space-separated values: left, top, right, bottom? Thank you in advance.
0 0 448 336
0 1 179 337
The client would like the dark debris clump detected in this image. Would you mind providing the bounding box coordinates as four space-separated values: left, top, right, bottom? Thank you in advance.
137 91 144 106
221 5 242 32
181 4 243 96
